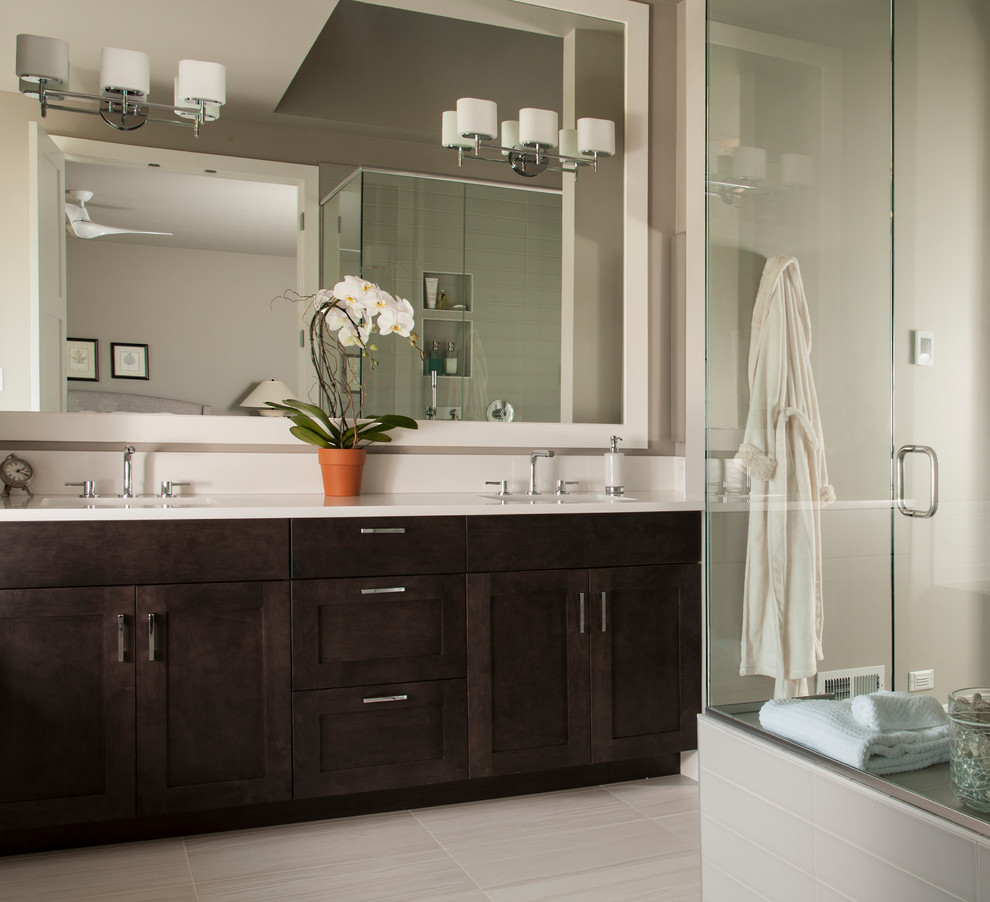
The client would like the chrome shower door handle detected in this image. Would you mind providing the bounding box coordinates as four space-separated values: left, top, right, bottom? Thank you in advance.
895 445 939 518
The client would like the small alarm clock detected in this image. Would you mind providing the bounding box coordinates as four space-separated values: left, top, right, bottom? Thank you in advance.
0 453 36 496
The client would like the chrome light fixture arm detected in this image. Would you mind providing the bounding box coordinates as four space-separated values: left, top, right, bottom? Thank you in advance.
35 80 210 136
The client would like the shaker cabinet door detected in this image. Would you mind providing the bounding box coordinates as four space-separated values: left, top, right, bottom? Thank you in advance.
135 581 292 814
590 564 701 762
0 586 136 830
467 569 590 777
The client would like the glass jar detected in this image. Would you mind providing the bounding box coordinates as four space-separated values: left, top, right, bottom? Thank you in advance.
949 688 990 812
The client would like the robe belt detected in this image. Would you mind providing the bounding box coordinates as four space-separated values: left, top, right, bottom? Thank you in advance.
781 406 820 451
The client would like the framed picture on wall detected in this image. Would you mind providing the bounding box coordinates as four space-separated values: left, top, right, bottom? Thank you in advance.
66 337 99 381
110 342 150 380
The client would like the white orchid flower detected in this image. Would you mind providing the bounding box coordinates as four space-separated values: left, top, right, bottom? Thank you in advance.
337 319 372 347
333 276 381 313
369 290 397 315
377 299 415 337
324 305 351 333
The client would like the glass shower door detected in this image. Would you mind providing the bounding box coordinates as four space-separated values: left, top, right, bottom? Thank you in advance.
891 0 990 697
706 0 895 706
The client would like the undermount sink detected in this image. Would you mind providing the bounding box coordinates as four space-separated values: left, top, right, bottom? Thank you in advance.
40 495 218 508
479 492 638 504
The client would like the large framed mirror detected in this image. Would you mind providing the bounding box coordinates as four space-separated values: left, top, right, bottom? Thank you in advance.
2 0 649 449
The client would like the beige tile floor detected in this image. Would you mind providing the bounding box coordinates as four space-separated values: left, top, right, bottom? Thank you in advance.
0 776 700 902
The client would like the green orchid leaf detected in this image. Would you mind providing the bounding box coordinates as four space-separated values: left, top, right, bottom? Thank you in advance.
288 413 332 441
281 398 334 432
371 414 419 430
355 431 393 443
288 425 332 448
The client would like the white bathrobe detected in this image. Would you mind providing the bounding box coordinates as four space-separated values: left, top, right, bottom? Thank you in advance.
736 256 835 699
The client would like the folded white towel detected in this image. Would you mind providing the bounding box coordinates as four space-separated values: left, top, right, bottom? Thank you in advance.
851 690 948 732
759 697 949 775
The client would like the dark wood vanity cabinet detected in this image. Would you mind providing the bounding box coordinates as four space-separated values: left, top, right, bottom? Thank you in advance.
466 512 701 778
0 510 700 851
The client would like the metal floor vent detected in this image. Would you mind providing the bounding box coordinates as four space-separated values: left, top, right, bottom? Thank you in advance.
815 666 886 700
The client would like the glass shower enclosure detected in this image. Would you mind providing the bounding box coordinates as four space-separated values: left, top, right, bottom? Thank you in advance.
706 0 990 715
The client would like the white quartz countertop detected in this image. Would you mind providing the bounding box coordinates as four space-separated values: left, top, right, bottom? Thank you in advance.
0 490 703 521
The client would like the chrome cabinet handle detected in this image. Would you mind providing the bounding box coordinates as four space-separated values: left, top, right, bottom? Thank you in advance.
117 613 126 662
601 591 607 632
360 586 406 595
363 694 409 704
579 592 586 634
896 445 939 518
360 527 406 534
148 613 157 661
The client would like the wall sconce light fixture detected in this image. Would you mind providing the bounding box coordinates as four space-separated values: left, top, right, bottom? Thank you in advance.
15 34 226 137
442 97 615 178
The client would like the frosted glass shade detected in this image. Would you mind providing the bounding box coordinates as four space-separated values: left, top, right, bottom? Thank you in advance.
577 118 616 156
16 34 69 85
441 111 474 149
101 47 150 96
558 128 579 158
177 59 226 105
173 77 221 120
732 146 766 181
456 97 497 139
519 108 558 147
500 120 519 155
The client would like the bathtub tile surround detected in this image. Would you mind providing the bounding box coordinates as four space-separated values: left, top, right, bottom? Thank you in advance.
700 715 990 901
0 778 700 902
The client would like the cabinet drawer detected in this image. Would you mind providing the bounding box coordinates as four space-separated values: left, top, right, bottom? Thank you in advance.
466 511 701 572
291 517 465 579
292 574 465 689
292 679 467 797
0 520 289 588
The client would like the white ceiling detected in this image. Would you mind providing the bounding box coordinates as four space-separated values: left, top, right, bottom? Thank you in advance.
64 161 300 256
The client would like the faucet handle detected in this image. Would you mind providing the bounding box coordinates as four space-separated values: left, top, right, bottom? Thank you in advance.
65 480 96 498
159 480 190 498
554 480 578 496
485 479 510 496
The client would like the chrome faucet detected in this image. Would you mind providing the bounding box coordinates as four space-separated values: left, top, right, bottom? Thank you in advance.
527 449 555 495
122 445 136 498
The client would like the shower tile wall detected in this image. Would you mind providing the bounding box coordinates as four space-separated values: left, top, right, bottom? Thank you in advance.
360 173 561 423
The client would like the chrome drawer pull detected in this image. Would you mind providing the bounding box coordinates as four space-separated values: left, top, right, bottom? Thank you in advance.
117 613 126 663
360 527 406 534
601 591 607 632
361 586 406 595
148 612 157 661
579 592 586 634
363 694 409 704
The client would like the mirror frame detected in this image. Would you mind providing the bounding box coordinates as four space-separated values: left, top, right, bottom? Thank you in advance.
4 0 649 450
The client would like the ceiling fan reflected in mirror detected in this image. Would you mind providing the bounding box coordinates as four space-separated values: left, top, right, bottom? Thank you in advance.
64 189 174 240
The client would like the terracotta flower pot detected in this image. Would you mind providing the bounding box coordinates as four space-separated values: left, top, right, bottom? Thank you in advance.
317 448 367 496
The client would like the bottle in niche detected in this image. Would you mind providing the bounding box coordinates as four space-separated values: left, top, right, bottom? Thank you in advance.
444 342 458 375
426 340 443 375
